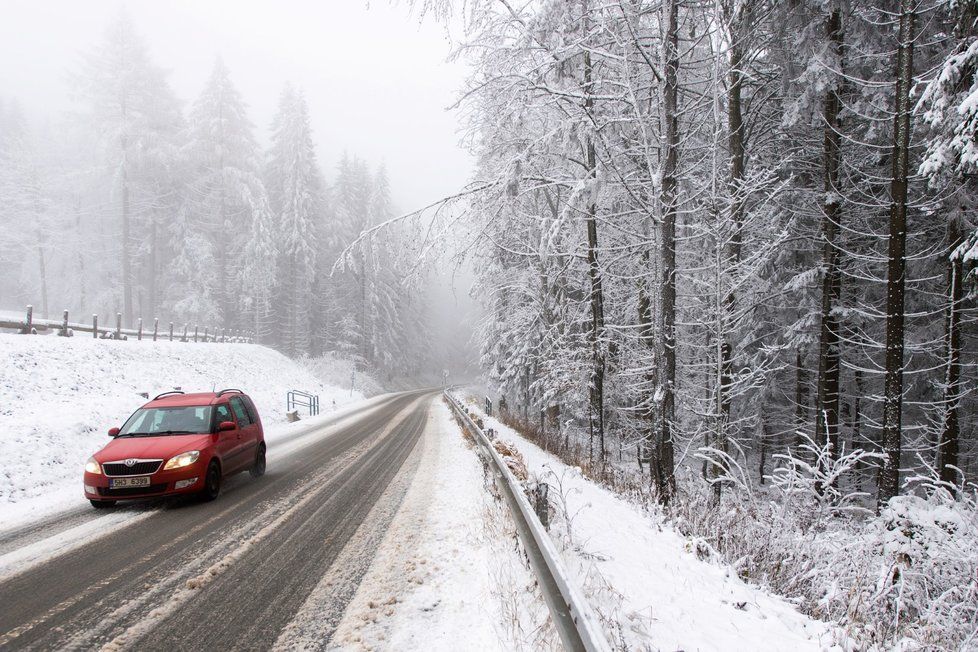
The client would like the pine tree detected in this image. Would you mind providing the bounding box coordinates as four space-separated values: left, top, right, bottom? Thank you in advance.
265 84 322 357
75 10 184 327
185 57 269 330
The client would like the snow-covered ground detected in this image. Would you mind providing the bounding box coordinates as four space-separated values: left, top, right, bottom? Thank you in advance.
0 333 365 527
456 392 844 652
329 398 524 651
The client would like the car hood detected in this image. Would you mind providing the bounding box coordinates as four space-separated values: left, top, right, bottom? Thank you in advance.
95 434 213 462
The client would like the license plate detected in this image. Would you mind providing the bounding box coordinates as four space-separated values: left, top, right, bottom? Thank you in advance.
110 476 151 488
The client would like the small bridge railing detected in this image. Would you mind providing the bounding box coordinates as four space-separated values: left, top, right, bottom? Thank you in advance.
287 390 320 416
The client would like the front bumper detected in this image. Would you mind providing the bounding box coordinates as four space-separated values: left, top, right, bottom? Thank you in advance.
83 464 203 501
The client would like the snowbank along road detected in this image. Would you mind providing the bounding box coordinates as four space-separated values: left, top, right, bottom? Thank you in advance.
0 389 436 650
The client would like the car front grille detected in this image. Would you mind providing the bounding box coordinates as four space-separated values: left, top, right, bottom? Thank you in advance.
98 484 167 497
102 460 163 476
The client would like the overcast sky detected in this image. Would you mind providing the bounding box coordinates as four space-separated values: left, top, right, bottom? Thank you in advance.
0 0 473 213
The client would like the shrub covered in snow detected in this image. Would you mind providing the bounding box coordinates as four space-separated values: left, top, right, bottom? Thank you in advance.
672 461 978 649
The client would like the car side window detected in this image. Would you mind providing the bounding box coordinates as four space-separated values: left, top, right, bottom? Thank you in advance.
243 396 259 424
230 397 252 426
215 403 233 426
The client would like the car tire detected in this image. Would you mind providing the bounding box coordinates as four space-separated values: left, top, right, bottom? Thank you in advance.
250 443 266 478
90 499 116 509
201 461 222 502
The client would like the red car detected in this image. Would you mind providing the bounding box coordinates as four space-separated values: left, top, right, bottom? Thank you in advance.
83 389 266 508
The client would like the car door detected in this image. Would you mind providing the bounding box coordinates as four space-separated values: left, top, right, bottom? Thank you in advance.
229 396 259 471
213 402 243 471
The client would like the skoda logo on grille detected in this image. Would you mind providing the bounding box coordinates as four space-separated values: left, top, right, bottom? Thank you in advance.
125 459 137 467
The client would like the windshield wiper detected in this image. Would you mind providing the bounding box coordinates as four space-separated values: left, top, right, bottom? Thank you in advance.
115 430 199 438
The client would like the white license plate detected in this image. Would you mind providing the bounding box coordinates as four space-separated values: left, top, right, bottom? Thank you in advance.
110 476 151 488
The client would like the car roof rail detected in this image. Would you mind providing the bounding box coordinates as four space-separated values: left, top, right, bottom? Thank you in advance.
216 388 243 397
153 390 186 400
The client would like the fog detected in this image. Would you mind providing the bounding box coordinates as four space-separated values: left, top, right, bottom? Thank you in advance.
0 0 480 383
0 0 472 212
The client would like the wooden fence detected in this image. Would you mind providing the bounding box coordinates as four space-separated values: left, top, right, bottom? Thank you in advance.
0 305 253 343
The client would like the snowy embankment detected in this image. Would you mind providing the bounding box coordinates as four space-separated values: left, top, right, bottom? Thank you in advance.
0 333 364 526
456 392 843 652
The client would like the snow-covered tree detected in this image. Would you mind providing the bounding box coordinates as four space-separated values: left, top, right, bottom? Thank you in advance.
183 58 270 330
74 10 185 326
265 84 323 356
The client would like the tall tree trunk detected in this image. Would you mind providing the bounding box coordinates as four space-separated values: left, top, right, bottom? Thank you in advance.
879 0 917 509
33 188 48 319
815 9 844 488
939 213 964 492
75 201 86 311
759 414 770 485
217 207 228 327
657 0 680 504
795 351 807 451
36 240 48 320
582 20 606 463
148 217 158 319
715 6 746 504
852 367 864 490
121 138 133 329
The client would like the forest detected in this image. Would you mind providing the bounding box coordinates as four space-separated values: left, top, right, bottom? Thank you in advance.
2 0 978 645
0 13 433 381
418 0 978 645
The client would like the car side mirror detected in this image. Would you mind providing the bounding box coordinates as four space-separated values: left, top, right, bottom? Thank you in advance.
218 421 236 432
108 427 120 437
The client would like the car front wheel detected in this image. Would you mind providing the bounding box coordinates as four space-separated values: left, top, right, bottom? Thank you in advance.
201 461 222 502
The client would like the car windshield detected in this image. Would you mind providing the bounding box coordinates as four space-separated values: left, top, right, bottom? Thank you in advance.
118 406 214 436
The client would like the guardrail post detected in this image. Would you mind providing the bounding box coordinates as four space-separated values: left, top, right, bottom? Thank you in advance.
22 305 33 334
534 482 550 530
92 314 98 338
60 309 69 337
137 317 143 340
193 324 199 343
115 313 122 340
153 318 159 342
169 322 174 341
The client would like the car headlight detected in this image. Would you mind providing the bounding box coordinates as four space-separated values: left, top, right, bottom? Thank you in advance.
164 450 200 470
85 457 101 474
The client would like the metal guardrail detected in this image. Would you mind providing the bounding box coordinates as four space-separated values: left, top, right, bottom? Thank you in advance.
443 391 612 652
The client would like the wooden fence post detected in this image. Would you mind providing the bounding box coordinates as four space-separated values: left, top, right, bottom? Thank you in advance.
153 318 159 342
169 322 174 342
60 309 69 336
193 324 199 343
137 318 143 341
182 324 188 342
203 327 209 342
92 314 98 338
115 313 122 340
23 305 33 334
